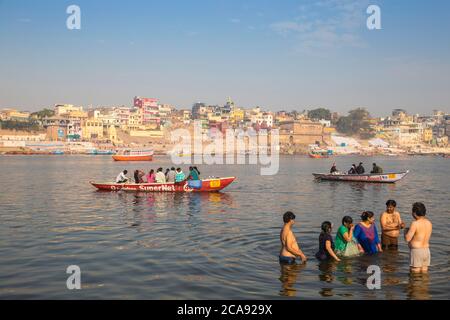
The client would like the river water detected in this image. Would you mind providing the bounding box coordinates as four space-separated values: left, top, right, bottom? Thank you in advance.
0 155 448 299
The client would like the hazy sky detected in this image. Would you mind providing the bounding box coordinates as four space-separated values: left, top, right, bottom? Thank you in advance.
0 0 449 116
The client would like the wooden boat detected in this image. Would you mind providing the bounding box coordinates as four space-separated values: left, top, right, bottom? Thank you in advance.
112 148 153 161
309 152 329 159
313 171 409 183
90 177 236 192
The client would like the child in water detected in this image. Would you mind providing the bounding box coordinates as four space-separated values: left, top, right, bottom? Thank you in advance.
315 221 341 262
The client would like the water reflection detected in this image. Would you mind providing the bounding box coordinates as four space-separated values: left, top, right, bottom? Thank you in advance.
279 262 306 297
406 273 431 300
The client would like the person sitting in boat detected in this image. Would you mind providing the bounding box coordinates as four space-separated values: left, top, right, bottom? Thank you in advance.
371 163 383 174
175 168 186 183
356 162 365 174
155 168 166 184
188 166 200 180
164 168 170 180
348 164 357 174
146 169 156 183
115 170 129 183
134 170 145 184
330 163 338 174
167 167 176 183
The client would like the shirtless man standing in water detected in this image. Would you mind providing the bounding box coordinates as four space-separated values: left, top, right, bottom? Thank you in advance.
279 211 307 264
404 202 432 273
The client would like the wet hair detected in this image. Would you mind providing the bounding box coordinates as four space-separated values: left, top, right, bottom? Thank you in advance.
123 170 128 174
361 211 375 221
386 199 397 207
412 202 426 216
342 216 353 225
321 221 332 234
283 211 296 223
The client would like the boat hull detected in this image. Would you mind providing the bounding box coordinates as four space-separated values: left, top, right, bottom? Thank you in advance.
112 155 153 161
313 171 409 183
90 177 236 192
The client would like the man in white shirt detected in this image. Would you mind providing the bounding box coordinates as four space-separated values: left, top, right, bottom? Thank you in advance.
115 170 129 183
155 167 166 183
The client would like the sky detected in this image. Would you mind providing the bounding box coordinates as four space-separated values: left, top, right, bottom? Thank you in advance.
0 0 449 116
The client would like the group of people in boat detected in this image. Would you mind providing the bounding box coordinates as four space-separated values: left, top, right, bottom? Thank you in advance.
330 162 384 175
115 167 201 184
280 201 432 273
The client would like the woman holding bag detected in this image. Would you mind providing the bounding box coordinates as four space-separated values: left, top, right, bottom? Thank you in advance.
335 216 361 257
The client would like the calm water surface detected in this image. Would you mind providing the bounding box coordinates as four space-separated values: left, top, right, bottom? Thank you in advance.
0 155 448 299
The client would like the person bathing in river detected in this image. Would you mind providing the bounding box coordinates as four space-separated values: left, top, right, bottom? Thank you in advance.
115 170 129 183
155 167 166 184
353 211 382 255
404 202 432 273
279 211 307 264
315 221 341 262
335 216 360 257
380 200 405 250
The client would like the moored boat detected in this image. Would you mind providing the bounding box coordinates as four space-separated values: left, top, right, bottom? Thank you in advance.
90 177 236 192
112 148 153 161
313 171 409 183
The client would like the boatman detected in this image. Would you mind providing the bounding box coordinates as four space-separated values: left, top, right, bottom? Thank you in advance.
115 170 129 183
279 211 307 265
371 163 383 174
330 163 338 174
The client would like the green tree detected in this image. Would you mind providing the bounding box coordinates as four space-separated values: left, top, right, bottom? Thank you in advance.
336 108 375 138
308 108 331 120
31 108 54 119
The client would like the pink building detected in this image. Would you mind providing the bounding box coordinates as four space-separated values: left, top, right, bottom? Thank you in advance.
133 97 159 124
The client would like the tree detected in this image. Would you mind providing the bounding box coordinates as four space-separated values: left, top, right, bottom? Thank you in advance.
336 108 375 138
31 108 54 119
308 108 331 120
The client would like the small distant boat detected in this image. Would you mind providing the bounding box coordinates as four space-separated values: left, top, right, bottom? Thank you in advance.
87 149 115 155
112 148 153 161
52 150 64 155
90 177 236 192
313 171 409 183
309 149 331 159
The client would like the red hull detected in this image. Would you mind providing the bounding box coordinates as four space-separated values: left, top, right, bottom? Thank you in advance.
90 177 236 192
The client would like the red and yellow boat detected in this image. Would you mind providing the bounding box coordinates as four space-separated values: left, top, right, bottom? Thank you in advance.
90 177 236 192
112 148 153 161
